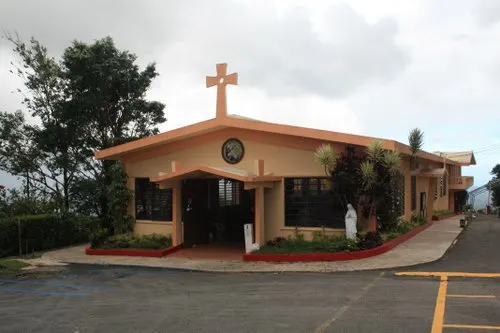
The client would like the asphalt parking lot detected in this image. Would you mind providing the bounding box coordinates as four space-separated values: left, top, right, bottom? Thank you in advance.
1 215 499 333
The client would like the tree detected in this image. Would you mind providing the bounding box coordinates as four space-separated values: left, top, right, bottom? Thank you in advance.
490 164 500 208
3 33 166 220
408 128 424 171
315 141 403 231
358 140 402 230
105 162 133 235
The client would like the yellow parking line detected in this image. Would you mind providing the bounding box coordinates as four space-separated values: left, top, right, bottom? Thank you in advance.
431 276 448 333
396 272 500 278
443 324 500 330
447 294 496 299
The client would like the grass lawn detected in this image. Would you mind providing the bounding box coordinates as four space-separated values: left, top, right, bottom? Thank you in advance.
0 259 30 275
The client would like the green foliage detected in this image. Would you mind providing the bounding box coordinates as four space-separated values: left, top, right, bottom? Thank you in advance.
314 144 338 174
0 214 99 258
356 231 383 250
408 128 424 156
93 233 172 250
490 165 500 207
315 141 404 231
255 233 358 254
105 162 134 235
2 33 166 217
0 259 29 275
0 187 56 218
432 209 454 217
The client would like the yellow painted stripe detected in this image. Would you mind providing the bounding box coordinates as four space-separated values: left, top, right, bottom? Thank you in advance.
431 276 448 333
447 294 496 299
396 272 500 278
444 324 500 330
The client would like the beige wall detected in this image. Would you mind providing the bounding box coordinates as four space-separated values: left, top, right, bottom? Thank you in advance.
125 132 345 239
126 137 336 178
124 128 463 240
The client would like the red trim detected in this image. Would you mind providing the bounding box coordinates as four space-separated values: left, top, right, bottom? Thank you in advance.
85 244 183 258
243 221 435 262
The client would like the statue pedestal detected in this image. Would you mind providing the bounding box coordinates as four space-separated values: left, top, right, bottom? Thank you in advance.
244 224 260 254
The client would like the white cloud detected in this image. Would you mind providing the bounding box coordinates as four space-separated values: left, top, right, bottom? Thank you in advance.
0 0 499 189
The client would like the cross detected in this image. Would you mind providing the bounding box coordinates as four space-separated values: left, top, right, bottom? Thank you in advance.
206 63 238 119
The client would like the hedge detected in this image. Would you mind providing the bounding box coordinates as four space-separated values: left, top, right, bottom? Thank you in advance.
0 214 99 258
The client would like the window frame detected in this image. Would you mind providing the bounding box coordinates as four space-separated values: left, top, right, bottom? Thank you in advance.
134 178 173 221
284 177 344 229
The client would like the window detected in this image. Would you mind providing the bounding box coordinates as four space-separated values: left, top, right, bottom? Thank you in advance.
135 178 172 221
442 174 447 197
434 182 438 201
411 176 417 210
284 177 344 228
218 179 241 206
439 176 444 198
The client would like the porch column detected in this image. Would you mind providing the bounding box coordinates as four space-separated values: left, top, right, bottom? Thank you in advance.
254 185 265 245
427 178 435 222
171 181 183 246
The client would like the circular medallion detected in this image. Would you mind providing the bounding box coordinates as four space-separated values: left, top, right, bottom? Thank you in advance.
222 138 244 164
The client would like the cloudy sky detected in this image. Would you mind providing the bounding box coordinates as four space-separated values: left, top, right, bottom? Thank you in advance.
1 0 500 194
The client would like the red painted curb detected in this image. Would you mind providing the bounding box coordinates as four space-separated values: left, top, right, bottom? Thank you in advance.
242 221 435 262
85 244 183 258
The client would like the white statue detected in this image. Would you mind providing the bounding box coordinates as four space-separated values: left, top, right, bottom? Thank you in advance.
345 203 358 240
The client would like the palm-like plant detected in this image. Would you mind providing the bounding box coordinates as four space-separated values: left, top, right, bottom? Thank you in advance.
359 140 403 230
408 128 424 170
315 144 338 176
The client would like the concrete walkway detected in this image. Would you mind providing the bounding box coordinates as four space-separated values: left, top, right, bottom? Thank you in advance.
34 216 465 273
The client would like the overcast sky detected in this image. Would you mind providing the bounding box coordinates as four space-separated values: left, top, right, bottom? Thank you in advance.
1 0 499 191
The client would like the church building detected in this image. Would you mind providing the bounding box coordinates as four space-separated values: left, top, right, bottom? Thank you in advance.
95 63 476 249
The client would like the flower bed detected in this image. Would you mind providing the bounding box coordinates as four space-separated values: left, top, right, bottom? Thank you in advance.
86 233 182 258
243 219 433 262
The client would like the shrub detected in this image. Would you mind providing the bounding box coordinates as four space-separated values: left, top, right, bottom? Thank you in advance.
357 231 383 250
410 215 427 226
255 233 358 254
432 209 454 217
94 233 172 250
0 214 99 258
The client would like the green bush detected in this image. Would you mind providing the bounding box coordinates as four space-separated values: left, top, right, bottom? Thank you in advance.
0 214 99 258
255 233 358 254
93 233 172 250
356 231 383 250
433 209 454 217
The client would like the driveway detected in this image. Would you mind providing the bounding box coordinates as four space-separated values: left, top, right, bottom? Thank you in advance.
1 215 498 333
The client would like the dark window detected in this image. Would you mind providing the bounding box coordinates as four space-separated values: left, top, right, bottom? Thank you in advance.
411 176 417 210
439 176 444 198
218 179 241 206
442 174 447 196
284 177 344 228
135 178 172 221
434 181 438 201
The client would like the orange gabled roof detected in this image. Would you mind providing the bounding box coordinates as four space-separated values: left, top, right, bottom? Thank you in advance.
95 114 460 166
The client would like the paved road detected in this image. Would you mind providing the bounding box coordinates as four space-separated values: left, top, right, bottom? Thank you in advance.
1 216 499 333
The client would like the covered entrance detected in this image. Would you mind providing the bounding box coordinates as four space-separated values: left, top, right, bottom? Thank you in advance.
182 178 254 248
150 162 280 259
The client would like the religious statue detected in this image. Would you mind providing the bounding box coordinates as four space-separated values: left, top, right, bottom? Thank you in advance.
345 203 358 240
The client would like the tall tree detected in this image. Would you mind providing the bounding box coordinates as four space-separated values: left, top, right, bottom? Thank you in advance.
2 33 166 217
490 164 500 208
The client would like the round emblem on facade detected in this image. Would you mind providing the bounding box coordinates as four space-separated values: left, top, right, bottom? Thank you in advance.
222 138 245 164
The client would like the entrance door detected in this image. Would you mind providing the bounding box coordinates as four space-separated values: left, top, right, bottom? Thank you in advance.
182 179 209 247
420 192 427 218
